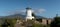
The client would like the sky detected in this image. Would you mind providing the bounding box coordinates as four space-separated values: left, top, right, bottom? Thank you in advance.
0 0 60 18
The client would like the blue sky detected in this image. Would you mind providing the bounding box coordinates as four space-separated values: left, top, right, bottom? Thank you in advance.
0 0 60 18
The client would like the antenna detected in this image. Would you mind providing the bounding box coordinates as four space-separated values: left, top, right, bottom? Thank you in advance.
56 14 58 17
27 0 29 7
27 0 30 7
56 10 59 17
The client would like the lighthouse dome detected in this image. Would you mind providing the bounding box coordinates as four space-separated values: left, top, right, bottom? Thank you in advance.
26 7 31 10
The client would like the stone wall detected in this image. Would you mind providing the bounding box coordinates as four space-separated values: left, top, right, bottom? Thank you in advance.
39 19 52 25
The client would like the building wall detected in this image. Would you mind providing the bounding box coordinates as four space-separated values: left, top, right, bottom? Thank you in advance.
42 19 47 25
47 19 52 24
41 19 52 25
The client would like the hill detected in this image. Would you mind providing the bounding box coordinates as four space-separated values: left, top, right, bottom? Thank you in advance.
0 14 47 19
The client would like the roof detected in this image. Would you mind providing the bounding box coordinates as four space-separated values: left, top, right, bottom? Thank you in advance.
26 7 31 10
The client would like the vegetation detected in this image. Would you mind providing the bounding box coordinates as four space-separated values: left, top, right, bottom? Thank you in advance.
50 17 60 27
0 18 51 27
0 18 17 27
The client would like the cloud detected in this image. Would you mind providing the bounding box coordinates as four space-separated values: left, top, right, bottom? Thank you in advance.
34 8 46 14
38 9 46 13
5 9 26 15
19 10 26 15
5 8 46 15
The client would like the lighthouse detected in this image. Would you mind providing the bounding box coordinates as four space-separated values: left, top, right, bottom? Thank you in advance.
26 7 34 21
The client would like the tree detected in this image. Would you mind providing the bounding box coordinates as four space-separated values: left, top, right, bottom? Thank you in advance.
1 19 17 27
32 13 36 17
50 17 60 27
1 19 10 27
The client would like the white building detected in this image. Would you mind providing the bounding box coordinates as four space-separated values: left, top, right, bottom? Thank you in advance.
26 7 34 21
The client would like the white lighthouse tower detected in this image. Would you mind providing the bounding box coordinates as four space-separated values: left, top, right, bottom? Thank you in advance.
26 7 34 21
